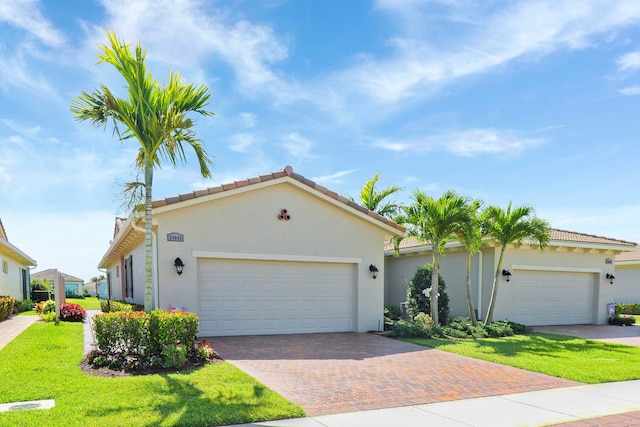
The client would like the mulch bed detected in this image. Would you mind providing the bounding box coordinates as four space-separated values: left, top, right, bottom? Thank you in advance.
79 356 223 378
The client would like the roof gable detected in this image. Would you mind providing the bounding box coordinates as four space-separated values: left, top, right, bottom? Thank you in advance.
388 228 637 253
150 165 405 235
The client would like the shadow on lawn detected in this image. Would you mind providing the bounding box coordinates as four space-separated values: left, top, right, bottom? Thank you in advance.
434 333 639 359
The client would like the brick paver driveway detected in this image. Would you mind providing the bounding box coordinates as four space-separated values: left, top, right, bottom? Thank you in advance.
211 332 579 416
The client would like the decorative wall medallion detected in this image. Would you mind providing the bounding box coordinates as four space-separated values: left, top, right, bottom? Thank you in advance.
278 209 291 221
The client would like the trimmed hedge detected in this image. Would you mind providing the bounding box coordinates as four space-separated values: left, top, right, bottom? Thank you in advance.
615 303 640 315
100 299 144 313
609 314 636 326
92 309 199 370
0 295 16 320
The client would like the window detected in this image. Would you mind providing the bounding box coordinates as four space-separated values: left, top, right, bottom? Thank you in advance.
124 256 133 298
1 260 7 274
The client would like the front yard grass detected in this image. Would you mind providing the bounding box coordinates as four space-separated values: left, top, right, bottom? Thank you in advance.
406 333 640 384
66 297 101 310
0 322 304 427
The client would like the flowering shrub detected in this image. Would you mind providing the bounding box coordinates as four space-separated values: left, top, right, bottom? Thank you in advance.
0 296 16 320
89 309 213 372
609 314 636 326
196 340 217 360
162 345 188 368
60 303 87 322
100 299 144 313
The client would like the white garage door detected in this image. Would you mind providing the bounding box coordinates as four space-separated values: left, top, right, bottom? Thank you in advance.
498 270 595 326
197 259 355 336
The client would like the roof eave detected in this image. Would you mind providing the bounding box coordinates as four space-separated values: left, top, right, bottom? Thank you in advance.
0 237 37 266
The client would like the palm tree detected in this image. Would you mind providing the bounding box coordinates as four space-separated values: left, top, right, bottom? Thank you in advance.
404 190 471 325
453 199 483 326
482 202 550 324
71 31 214 312
347 173 402 219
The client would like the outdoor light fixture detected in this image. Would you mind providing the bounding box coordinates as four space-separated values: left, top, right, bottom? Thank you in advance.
174 257 184 276
369 264 379 279
606 273 615 285
502 269 512 282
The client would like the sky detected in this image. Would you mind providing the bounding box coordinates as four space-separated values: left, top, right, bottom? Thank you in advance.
1 0 640 282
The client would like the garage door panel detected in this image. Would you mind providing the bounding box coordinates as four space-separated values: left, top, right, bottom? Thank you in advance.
498 270 595 326
198 259 355 336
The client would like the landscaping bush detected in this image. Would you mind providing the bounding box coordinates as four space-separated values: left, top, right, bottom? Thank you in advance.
59 302 87 322
100 299 144 313
440 317 529 338
406 264 449 323
384 304 402 330
0 295 16 320
36 299 55 315
30 279 53 302
91 309 211 372
609 314 636 326
390 313 441 338
17 299 34 312
615 303 640 315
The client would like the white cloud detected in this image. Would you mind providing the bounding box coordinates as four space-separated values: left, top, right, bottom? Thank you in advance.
333 1 640 105
0 0 65 47
239 112 256 128
96 0 289 94
618 85 640 96
617 51 640 72
229 133 254 153
311 169 358 185
281 132 316 159
373 128 544 157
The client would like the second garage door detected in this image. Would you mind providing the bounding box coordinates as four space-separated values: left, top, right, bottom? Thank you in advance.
197 258 355 336
497 270 596 326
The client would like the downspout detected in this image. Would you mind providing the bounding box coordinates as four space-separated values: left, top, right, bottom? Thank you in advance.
477 250 483 319
131 211 158 309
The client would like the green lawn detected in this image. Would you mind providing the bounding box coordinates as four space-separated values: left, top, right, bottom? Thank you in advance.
66 297 102 310
406 334 640 384
0 322 304 427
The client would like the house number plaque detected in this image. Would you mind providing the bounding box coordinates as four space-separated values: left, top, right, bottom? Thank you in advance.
167 232 184 242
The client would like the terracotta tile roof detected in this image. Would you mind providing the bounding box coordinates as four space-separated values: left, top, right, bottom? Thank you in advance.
114 217 127 238
0 218 6 241
387 229 637 252
150 165 405 233
615 250 640 263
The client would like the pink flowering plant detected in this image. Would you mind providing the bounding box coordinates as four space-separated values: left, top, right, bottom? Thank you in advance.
60 302 87 322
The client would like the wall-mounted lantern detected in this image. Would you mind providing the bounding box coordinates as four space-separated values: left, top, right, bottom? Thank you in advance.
369 264 379 279
502 269 512 282
174 257 185 276
606 273 615 285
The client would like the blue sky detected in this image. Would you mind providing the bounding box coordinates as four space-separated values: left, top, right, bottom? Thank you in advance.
1 0 640 282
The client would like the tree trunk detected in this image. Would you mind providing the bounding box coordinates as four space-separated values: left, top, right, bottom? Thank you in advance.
144 165 154 313
466 253 478 326
483 245 506 324
431 249 439 325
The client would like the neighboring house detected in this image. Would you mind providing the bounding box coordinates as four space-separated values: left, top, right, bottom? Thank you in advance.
32 269 85 297
385 230 637 326
98 166 405 336
85 279 108 299
0 218 37 300
613 250 640 304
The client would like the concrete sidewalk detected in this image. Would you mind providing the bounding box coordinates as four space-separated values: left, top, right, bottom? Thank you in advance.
0 315 39 351
226 380 640 426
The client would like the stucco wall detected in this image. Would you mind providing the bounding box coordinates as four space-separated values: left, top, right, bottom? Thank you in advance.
613 263 640 304
0 257 25 299
145 180 392 332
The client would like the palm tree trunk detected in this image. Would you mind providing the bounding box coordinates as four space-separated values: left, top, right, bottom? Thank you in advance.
483 245 506 324
144 165 154 313
466 253 478 326
431 250 440 325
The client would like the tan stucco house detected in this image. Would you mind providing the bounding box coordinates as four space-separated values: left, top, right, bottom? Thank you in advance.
0 218 37 300
613 250 640 304
98 166 405 336
385 230 637 326
31 269 85 297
